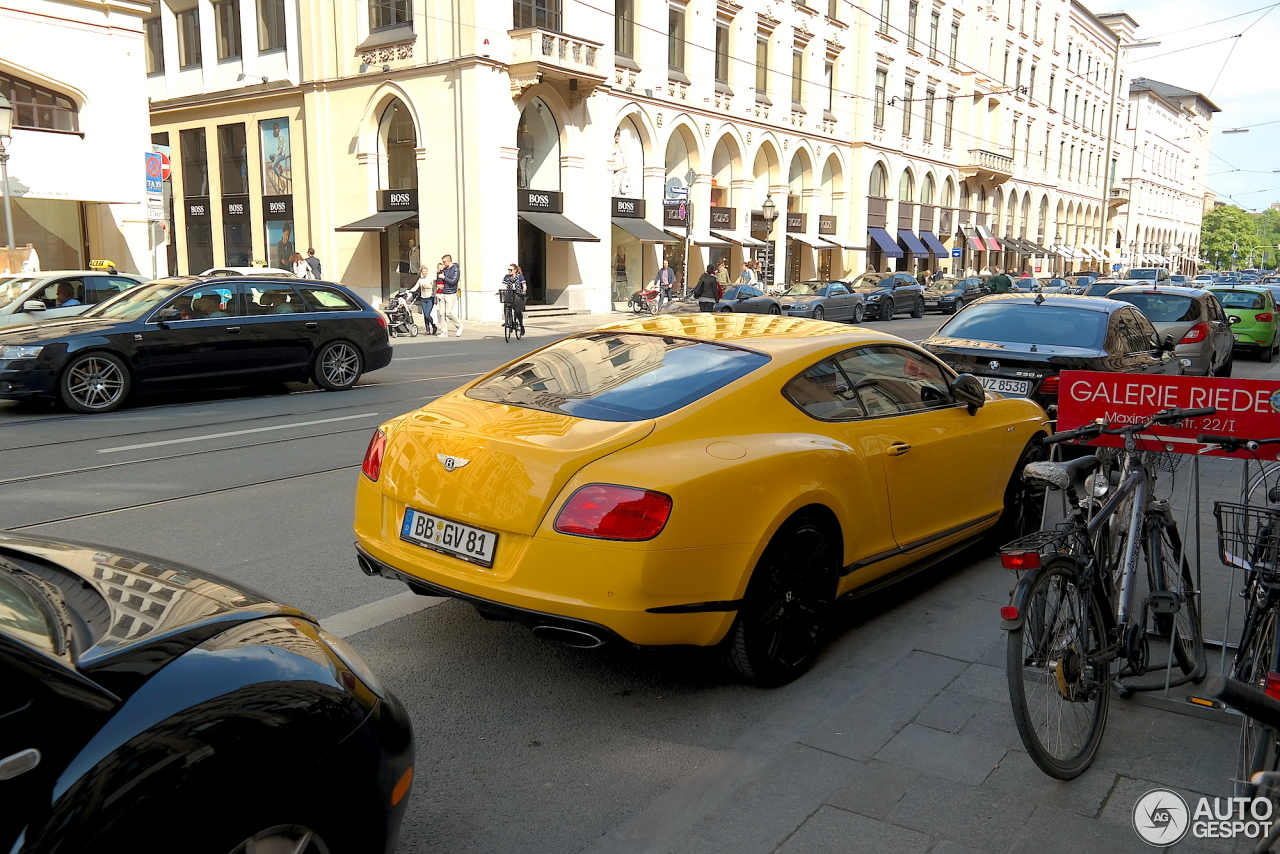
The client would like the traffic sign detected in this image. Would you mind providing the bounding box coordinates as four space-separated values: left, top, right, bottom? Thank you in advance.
951 248 963 258
667 187 689 199
146 195 165 221
145 152 163 194
160 153 171 181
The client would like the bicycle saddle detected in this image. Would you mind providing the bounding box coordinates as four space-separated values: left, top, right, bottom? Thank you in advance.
1023 455 1101 490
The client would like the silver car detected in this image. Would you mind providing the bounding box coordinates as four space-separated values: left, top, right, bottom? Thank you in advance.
0 270 145 328
1108 285 1235 376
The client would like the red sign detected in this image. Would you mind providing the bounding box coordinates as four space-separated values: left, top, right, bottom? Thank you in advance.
1056 371 1280 459
160 153 171 181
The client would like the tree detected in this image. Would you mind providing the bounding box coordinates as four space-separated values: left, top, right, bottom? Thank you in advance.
1254 209 1280 268
1201 206 1256 268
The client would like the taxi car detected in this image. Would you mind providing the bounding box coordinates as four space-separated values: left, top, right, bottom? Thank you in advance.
0 271 144 329
354 314 1048 685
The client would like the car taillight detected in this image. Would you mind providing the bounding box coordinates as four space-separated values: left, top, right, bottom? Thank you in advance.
1038 375 1060 396
1258 312 1274 323
554 484 673 541
1179 322 1208 343
376 315 388 331
1001 551 1041 570
362 430 386 481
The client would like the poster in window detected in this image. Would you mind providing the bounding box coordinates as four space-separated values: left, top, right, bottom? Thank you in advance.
260 117 293 196
265 219 295 270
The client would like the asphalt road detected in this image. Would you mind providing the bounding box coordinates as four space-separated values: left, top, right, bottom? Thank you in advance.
3 310 1275 854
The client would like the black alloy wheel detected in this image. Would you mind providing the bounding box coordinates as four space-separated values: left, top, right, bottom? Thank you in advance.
948 301 960 315
726 514 839 686
228 825 331 854
768 305 781 315
59 351 131 414
719 306 734 313
880 299 894 320
852 303 865 323
911 299 925 318
312 341 363 391
812 305 825 321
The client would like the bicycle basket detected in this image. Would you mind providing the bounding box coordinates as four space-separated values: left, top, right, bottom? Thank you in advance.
499 290 518 304
1214 501 1280 577
1141 446 1184 475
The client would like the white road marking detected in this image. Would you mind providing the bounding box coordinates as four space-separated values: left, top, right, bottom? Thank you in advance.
323 590 447 638
96 412 382 454
394 354 452 361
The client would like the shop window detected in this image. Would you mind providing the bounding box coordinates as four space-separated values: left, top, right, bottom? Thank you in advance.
513 0 561 31
144 18 165 74
177 9 202 68
179 128 210 197
611 117 642 198
259 0 287 50
371 0 411 30
516 98 559 191
215 0 242 59
0 73 79 133
218 124 249 196
260 118 293 195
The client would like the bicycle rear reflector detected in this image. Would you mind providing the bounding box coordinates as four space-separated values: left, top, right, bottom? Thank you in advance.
1265 672 1280 701
1000 606 1019 620
1001 551 1041 570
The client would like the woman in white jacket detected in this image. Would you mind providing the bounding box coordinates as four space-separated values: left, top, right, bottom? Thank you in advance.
290 252 313 279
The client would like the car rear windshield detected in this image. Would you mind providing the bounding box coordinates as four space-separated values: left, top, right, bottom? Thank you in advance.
1083 283 1121 297
0 277 40 308
937 303 1108 348
1109 293 1201 323
1215 291 1265 310
1121 269 1160 280
465 332 770 421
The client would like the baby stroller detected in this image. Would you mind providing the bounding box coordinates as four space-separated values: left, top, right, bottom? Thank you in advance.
385 289 419 338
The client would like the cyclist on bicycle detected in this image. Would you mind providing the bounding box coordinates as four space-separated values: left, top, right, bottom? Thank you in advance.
502 263 527 335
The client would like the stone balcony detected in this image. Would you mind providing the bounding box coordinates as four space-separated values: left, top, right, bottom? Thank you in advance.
508 28 607 98
959 149 1015 183
1108 186 1130 207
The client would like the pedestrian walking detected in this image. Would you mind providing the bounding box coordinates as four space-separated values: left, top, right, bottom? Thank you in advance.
716 261 730 291
654 259 676 302
435 254 463 337
289 253 313 279
737 262 754 286
694 264 720 312
408 268 437 335
305 248 322 279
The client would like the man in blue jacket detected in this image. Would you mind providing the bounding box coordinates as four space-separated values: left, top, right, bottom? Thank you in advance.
435 254 463 337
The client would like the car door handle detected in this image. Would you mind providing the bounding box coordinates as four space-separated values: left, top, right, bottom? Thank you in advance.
225 326 241 334
305 322 318 329
887 442 912 456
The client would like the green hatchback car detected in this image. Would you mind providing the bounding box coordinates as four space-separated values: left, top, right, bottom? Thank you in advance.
1211 286 1280 362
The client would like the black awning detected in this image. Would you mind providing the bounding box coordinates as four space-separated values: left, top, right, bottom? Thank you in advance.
920 231 950 259
611 217 673 243
519 211 601 242
334 210 418 232
897 229 931 258
1003 236 1032 256
868 227 905 258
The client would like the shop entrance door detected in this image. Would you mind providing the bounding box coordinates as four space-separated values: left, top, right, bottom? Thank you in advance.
518 218 546 304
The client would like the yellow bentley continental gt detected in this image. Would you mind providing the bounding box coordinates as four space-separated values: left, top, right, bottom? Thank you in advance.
354 314 1049 684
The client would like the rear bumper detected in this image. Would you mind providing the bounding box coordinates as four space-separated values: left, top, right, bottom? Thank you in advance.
364 340 393 372
1232 331 1273 351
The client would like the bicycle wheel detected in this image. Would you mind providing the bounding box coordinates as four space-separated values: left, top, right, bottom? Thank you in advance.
514 310 524 340
504 306 514 343
1145 514 1206 681
1007 556 1111 779
1235 605 1280 799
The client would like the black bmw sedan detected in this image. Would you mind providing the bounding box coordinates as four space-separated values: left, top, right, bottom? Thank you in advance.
0 276 391 413
921 277 988 314
0 530 414 854
920 294 1182 412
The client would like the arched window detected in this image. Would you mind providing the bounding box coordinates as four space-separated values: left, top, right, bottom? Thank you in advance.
378 99 417 190
899 170 915 202
516 97 560 190
869 162 889 197
921 173 936 205
0 72 78 132
959 183 970 211
942 177 956 208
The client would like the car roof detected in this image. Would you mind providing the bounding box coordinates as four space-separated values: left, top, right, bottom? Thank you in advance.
2 270 141 278
1209 284 1271 294
969 293 1125 313
1107 285 1211 298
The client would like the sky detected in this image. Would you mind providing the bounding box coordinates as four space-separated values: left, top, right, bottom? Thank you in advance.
1103 0 1280 211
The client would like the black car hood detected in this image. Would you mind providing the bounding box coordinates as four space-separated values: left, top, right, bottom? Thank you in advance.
0 531 307 692
922 336 1105 359
0 316 131 344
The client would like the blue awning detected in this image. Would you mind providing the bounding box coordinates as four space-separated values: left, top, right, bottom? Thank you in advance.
898 230 931 258
919 231 949 259
868 227 905 258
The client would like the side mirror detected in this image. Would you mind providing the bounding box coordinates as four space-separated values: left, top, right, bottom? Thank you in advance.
1229 315 1241 325
737 292 750 300
22 300 45 312
1161 334 1177 353
950 373 986 414
153 307 180 325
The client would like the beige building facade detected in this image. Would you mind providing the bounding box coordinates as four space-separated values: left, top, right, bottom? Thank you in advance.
1 0 154 275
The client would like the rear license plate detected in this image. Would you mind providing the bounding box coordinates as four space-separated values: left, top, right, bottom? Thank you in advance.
977 376 1031 396
401 507 497 567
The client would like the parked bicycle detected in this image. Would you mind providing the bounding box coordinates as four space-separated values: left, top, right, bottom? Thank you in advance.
1201 432 1280 799
498 289 525 343
1206 673 1280 852
1000 406 1213 779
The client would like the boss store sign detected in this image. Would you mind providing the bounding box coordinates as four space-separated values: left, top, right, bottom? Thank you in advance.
223 196 250 220
262 195 293 219
185 198 210 219
378 188 417 212
613 197 646 218
518 189 563 213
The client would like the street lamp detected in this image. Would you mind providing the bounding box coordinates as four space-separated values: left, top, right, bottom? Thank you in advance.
761 195 778 287
0 94 14 251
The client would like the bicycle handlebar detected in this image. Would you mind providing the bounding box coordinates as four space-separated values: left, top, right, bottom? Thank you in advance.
1204 673 1280 731
1042 407 1217 446
1196 433 1280 453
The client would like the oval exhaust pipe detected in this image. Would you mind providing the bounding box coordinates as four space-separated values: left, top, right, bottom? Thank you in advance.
532 625 606 649
357 554 377 576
